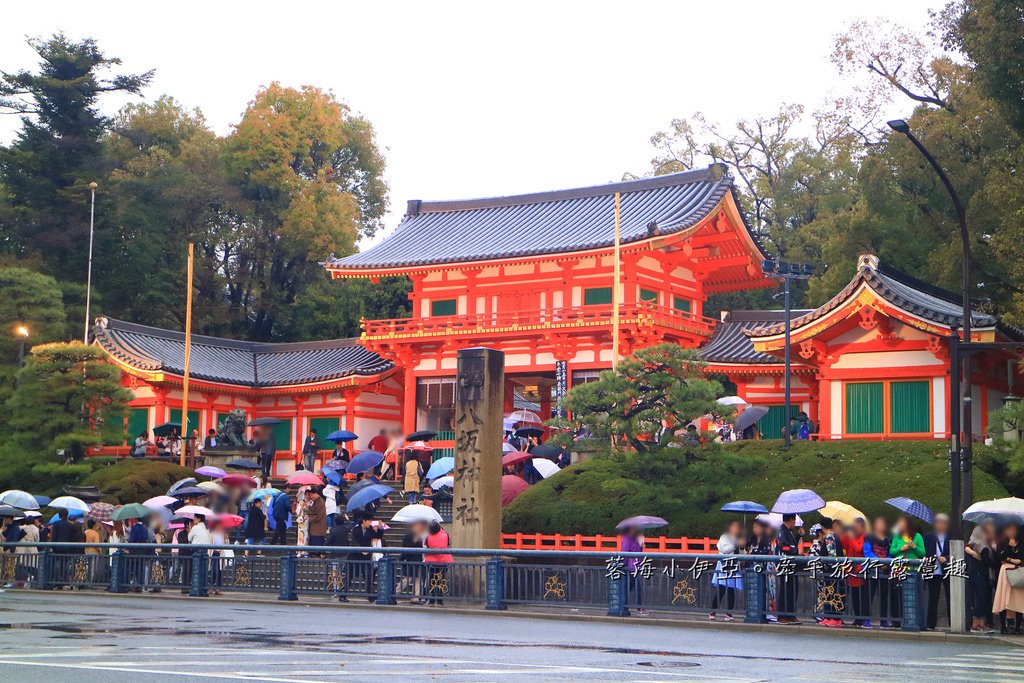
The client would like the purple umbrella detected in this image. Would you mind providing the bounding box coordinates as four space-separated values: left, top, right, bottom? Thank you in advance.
195 466 226 479
771 489 825 514
616 515 669 530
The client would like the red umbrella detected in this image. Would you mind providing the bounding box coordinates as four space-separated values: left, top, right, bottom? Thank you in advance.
287 471 322 486
501 475 528 506
216 513 245 529
221 474 258 488
501 451 532 468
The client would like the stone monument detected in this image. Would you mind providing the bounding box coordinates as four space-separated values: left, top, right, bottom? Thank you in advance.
451 347 504 550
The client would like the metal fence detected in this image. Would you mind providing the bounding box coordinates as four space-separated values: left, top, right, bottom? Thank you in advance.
0 543 928 630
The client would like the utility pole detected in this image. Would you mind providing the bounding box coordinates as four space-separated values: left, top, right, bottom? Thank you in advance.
84 182 97 344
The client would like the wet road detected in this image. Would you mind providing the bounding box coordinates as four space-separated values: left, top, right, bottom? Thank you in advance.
0 592 1020 682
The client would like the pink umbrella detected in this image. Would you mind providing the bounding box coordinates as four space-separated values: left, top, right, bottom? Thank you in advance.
221 474 257 488
175 505 215 519
502 451 532 467
216 513 244 529
287 471 323 486
501 475 528 506
143 495 177 509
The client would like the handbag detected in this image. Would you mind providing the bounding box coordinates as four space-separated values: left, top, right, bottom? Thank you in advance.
1007 566 1024 589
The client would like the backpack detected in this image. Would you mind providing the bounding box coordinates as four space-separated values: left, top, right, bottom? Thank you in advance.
797 421 810 440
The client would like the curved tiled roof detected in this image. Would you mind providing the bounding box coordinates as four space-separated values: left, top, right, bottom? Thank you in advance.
94 318 393 388
699 310 813 364
328 164 762 270
749 254 1010 338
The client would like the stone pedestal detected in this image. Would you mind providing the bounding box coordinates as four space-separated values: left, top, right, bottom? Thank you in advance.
451 347 504 551
203 449 259 470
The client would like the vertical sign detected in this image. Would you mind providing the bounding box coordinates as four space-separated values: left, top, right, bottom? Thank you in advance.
452 347 504 551
554 360 568 418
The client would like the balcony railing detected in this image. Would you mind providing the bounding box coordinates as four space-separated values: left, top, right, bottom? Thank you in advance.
362 302 718 340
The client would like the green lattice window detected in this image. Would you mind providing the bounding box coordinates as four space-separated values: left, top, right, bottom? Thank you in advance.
583 287 613 305
431 299 457 316
673 296 692 313
845 382 883 434
308 417 340 445
890 380 930 433
127 408 149 440
640 288 658 303
272 419 293 451
170 408 200 434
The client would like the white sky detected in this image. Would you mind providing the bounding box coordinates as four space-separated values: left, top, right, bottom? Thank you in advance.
3 0 941 247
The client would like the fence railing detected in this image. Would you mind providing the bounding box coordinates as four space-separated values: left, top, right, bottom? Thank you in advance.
500 533 811 554
1 543 927 630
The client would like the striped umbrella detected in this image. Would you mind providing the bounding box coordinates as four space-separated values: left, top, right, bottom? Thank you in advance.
86 502 115 521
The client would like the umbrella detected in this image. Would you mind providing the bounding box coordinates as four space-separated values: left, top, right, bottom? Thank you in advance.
86 502 115 522
885 497 935 525
215 513 245 529
531 444 563 459
502 451 532 467
772 489 826 514
963 497 1024 524
226 458 260 470
425 457 455 481
109 503 153 521
325 429 358 442
734 406 770 433
532 458 560 479
175 505 215 519
167 477 198 495
502 442 516 454
405 440 434 452
506 410 542 425
756 512 804 529
322 468 342 485
721 501 769 514
347 450 384 474
346 484 393 512
33 495 51 507
514 426 545 439
287 471 323 486
0 490 40 510
246 488 281 505
716 396 748 406
616 515 669 530
407 430 436 442
322 459 347 472
0 505 25 518
196 481 226 495
49 496 91 513
501 475 528 506
152 421 181 437
246 417 283 427
818 500 868 526
347 478 376 497
391 504 443 524
170 486 209 498
195 466 226 478
431 475 454 489
24 510 42 519
221 474 257 488
143 495 177 509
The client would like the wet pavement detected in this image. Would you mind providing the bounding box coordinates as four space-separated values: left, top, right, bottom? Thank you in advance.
0 591 1021 682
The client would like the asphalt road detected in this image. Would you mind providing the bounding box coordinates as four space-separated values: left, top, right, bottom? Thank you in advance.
0 592 1020 682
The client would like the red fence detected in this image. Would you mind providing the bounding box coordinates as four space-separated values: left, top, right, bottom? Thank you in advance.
500 532 811 554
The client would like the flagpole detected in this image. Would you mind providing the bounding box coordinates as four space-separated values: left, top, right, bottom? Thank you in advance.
612 192 622 369
180 242 194 468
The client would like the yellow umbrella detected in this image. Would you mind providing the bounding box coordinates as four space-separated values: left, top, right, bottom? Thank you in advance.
818 500 868 526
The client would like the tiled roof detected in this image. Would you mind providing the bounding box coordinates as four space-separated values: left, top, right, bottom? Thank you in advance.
94 317 393 388
699 310 812 364
328 164 761 270
749 254 1016 338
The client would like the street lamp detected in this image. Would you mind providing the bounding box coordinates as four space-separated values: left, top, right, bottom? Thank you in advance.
762 259 815 448
83 181 98 344
15 324 29 367
887 119 973 537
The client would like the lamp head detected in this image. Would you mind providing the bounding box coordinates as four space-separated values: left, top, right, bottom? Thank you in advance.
15 325 29 339
887 119 910 134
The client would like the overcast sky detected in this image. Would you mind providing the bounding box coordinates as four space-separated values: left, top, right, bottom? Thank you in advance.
3 0 940 247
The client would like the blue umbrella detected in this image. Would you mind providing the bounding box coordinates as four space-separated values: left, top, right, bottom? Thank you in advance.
885 497 935 525
720 501 769 514
426 457 454 481
322 460 348 473
347 450 384 474
322 468 342 485
771 489 826 514
33 495 52 507
346 484 393 512
48 509 85 524
226 458 260 470
170 486 209 498
325 430 358 442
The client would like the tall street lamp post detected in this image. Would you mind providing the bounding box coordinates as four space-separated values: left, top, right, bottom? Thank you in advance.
15 324 29 368
887 119 973 538
83 181 98 344
762 259 814 448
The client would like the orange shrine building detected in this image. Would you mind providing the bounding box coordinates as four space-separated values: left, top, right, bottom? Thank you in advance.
92 165 1021 469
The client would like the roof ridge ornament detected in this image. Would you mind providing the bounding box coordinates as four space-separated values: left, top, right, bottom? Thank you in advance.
857 253 880 271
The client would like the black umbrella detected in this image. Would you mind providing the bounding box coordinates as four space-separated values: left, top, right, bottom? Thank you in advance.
226 458 260 470
153 422 182 437
514 426 545 439
531 444 564 459
247 417 283 427
170 486 209 498
346 478 376 499
406 430 436 442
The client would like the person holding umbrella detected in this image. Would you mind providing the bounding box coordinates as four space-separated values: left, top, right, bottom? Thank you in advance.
351 512 385 602
271 486 292 546
244 497 266 549
710 520 745 621
404 458 424 504
888 514 925 629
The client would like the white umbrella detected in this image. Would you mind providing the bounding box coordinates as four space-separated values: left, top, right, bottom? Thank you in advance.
531 458 560 479
755 512 804 529
505 409 542 425
24 510 42 519
431 475 454 490
391 504 443 524
196 481 225 495
0 489 40 510
502 442 515 454
963 497 1024 523
716 396 748 406
175 505 215 519
49 496 90 513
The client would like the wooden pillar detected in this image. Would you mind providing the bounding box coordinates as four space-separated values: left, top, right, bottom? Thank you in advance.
452 347 504 551
403 371 417 437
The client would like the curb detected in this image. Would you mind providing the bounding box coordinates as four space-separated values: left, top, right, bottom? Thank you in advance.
12 589 1022 647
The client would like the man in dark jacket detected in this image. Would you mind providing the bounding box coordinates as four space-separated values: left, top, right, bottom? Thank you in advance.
259 429 276 481
245 498 266 546
924 513 951 631
302 429 320 473
127 515 152 590
271 488 291 546
50 509 79 544
326 513 353 601
776 514 801 624
350 513 384 602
